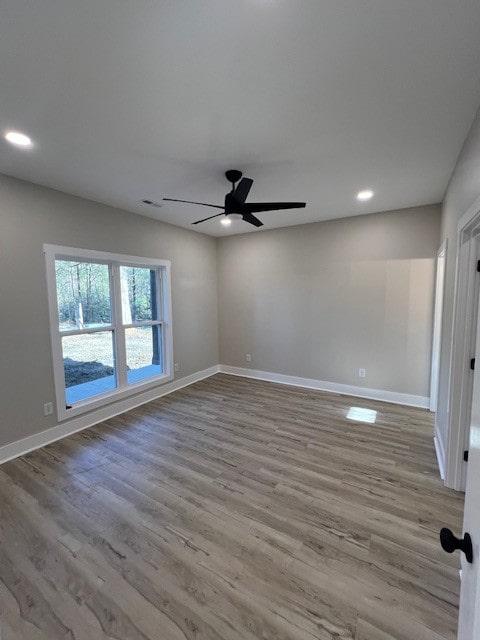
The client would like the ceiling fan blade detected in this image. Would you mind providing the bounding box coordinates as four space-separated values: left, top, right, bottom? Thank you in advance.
242 213 264 227
163 198 224 210
192 212 225 224
233 178 253 203
244 202 306 213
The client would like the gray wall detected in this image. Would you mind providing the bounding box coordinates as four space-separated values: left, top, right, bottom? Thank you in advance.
437 107 480 451
0 174 219 447
217 205 440 397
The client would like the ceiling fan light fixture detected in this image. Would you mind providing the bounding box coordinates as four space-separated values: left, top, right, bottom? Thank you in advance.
221 217 232 226
228 213 243 221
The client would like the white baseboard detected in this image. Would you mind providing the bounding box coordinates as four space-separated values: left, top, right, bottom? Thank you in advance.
0 363 430 466
434 433 446 480
219 365 430 409
0 366 220 466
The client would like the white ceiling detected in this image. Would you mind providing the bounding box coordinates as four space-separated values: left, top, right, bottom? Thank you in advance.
1 0 480 237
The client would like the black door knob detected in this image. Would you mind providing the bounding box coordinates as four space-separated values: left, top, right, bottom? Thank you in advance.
440 528 473 563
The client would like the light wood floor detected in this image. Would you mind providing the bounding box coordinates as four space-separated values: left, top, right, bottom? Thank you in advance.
0 374 464 640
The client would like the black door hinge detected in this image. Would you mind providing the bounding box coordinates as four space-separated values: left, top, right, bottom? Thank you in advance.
471 358 476 370
464 450 469 462
477 260 480 272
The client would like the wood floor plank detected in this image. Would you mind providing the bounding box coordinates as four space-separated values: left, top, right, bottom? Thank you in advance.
0 374 463 639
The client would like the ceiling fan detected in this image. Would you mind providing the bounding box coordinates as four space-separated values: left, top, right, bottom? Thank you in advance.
163 169 306 227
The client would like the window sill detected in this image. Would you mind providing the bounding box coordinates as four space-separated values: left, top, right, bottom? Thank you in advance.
57 371 174 422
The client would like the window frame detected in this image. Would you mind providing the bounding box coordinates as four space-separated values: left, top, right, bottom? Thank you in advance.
44 244 173 421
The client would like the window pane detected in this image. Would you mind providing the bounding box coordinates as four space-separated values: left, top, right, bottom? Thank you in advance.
120 266 159 323
125 326 163 384
55 260 111 331
62 331 116 404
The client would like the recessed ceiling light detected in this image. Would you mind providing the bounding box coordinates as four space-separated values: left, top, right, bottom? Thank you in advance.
4 130 33 147
357 189 374 201
221 217 232 226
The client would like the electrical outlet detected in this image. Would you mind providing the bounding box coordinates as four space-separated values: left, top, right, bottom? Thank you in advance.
358 368 366 378
245 353 251 362
44 402 53 416
174 362 179 372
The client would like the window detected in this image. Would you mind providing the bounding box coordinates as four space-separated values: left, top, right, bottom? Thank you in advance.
44 245 173 420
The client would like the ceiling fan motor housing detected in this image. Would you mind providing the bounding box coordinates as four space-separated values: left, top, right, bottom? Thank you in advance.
225 191 241 214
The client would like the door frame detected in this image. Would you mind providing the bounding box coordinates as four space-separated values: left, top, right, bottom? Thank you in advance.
430 239 447 412
446 194 480 490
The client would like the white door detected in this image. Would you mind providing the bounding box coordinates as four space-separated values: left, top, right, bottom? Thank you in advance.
457 293 480 638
